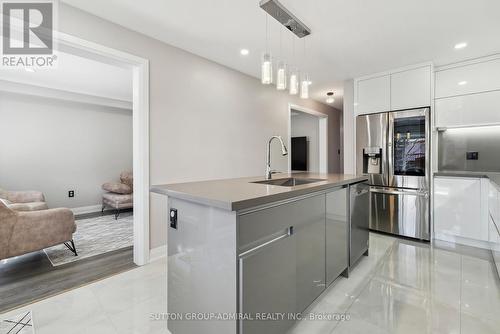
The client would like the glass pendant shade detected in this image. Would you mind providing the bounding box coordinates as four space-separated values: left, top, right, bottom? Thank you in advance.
261 53 273 85
276 61 287 90
289 67 299 95
300 73 309 99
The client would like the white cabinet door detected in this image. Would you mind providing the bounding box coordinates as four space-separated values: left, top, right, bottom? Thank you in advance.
391 66 431 110
435 57 500 98
435 90 500 128
356 75 390 115
434 177 488 241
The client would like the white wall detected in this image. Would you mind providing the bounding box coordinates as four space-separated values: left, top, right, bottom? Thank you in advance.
57 4 342 249
291 112 320 172
0 92 132 209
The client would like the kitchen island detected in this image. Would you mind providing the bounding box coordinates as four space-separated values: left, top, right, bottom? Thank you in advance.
151 172 369 334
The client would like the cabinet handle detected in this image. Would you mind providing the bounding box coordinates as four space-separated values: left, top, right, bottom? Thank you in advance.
239 226 294 258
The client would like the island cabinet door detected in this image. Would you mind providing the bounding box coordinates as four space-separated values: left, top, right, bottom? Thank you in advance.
239 233 297 334
295 197 327 313
325 187 348 285
238 194 326 334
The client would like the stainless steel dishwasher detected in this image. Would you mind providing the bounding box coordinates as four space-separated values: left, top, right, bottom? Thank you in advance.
349 182 370 268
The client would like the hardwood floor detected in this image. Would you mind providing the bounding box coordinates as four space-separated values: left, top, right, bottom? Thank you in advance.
0 246 136 313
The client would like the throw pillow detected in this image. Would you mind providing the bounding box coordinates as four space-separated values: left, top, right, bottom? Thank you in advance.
120 171 133 188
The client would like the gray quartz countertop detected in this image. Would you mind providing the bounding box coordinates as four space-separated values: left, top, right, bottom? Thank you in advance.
434 171 500 189
151 172 368 211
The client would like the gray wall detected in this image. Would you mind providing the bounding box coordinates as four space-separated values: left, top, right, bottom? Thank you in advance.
291 112 320 172
0 92 132 208
438 127 500 172
58 4 342 249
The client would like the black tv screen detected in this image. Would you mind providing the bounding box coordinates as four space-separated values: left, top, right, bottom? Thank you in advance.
291 136 307 171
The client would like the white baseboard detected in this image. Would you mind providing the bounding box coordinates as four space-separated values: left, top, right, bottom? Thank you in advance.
434 233 490 250
149 245 167 262
71 204 102 215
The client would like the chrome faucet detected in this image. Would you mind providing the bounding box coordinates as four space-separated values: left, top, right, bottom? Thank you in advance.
266 136 288 180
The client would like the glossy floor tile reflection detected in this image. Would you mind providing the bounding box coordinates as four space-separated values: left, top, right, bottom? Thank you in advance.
294 233 500 334
1 233 499 334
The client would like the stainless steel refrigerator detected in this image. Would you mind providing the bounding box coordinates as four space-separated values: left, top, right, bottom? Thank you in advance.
356 108 430 241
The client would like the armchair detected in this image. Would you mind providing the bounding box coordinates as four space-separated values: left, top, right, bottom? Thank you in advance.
0 188 48 211
0 201 77 260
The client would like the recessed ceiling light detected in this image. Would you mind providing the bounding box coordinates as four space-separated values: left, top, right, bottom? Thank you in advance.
25 67 35 72
240 49 249 56
458 81 467 86
454 42 467 50
326 91 335 104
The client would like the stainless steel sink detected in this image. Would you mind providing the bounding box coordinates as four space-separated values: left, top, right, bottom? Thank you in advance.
251 177 326 187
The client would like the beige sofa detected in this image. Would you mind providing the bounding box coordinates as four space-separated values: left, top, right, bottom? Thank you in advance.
0 188 48 211
0 200 77 261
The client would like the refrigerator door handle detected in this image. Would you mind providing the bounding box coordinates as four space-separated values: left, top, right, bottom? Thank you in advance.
370 187 428 197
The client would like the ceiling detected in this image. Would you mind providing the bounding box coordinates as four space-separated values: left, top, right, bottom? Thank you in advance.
0 51 132 101
62 0 500 110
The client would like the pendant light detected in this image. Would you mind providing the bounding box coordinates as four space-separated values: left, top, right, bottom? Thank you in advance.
289 35 298 95
300 38 309 99
261 15 273 85
289 67 299 95
276 27 287 90
277 60 287 90
326 92 335 104
300 72 309 99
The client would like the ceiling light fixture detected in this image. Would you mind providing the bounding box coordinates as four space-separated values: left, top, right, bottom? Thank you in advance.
300 38 309 99
25 67 35 72
276 27 287 90
240 49 249 56
261 15 273 84
458 81 467 86
259 0 311 91
454 42 467 50
289 33 298 95
326 92 335 104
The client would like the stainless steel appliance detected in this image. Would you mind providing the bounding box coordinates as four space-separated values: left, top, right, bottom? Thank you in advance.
356 108 430 240
349 182 370 266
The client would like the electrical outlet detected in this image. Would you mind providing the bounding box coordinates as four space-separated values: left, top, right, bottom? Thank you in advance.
68 190 75 198
170 208 178 229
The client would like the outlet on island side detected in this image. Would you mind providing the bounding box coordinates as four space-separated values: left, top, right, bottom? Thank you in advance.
68 190 75 198
170 208 178 229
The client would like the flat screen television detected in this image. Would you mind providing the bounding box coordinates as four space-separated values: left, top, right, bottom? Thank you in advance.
291 136 307 171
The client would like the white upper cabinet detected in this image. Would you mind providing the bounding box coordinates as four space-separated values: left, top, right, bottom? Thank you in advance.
434 56 500 128
356 75 390 115
391 66 432 110
354 63 432 115
435 57 500 99
435 90 500 128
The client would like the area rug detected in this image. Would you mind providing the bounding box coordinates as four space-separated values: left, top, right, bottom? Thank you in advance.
44 213 133 266
0 311 34 334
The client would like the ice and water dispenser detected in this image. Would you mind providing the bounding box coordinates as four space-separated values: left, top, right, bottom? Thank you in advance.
362 147 382 175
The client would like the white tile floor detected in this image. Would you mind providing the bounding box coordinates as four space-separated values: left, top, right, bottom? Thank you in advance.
1 233 499 334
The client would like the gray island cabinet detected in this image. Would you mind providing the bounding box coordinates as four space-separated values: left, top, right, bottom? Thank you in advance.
151 173 368 334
